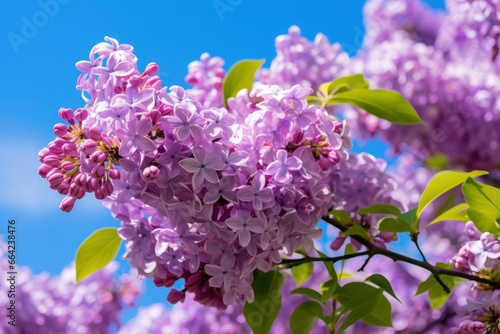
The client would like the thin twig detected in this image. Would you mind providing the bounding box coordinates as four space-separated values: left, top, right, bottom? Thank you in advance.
319 215 500 291
280 251 370 268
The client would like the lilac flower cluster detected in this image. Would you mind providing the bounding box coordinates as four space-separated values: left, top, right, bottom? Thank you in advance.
328 152 404 251
119 268 328 334
39 37 352 308
185 53 225 109
258 25 350 90
343 0 500 171
0 239 140 334
437 0 500 64
449 223 500 334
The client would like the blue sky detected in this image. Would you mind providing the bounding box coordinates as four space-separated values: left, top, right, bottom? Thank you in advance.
0 0 445 325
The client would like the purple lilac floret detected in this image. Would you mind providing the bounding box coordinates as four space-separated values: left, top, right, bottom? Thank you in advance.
0 239 140 334
39 36 354 309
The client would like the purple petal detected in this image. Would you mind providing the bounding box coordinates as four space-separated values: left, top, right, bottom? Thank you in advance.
204 264 222 276
110 94 130 109
238 187 256 202
284 156 302 170
274 168 291 184
239 229 251 247
203 190 220 204
252 197 263 211
138 137 157 152
192 170 205 189
202 168 219 184
137 118 153 136
179 158 201 173
226 217 243 230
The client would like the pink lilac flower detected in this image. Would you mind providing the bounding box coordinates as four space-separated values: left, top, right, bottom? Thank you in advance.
259 25 350 90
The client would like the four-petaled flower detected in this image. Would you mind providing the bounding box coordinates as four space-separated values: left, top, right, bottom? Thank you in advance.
225 210 267 247
237 171 275 210
265 150 302 184
179 147 225 189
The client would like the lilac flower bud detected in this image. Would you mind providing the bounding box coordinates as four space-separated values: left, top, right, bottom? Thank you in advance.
60 161 76 172
90 150 107 165
144 62 159 76
108 168 120 179
101 180 114 197
143 165 160 180
69 183 85 199
53 123 69 138
62 142 78 156
48 142 64 155
330 236 346 251
38 164 53 178
57 178 70 195
88 177 100 191
44 154 61 166
167 289 186 304
147 76 162 90
129 75 146 87
73 173 88 187
74 108 89 122
59 196 76 212
92 165 106 178
81 139 97 155
38 147 51 162
48 172 64 189
58 107 74 123
85 126 102 140
94 188 105 200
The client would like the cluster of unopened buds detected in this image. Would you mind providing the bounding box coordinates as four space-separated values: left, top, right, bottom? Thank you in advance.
39 36 354 309
38 107 120 211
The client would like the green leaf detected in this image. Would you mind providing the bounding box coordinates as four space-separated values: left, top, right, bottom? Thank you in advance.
337 282 384 334
377 217 412 233
75 228 122 283
414 263 460 309
417 170 488 219
222 59 265 106
337 282 383 309
291 262 314 286
365 274 402 304
342 224 371 239
462 178 500 235
361 294 393 327
306 95 323 105
328 89 423 124
356 204 401 216
318 74 369 97
320 278 338 302
243 270 284 334
290 287 322 302
316 249 337 280
329 210 352 225
425 203 470 229
424 153 449 171
290 300 324 334
341 243 356 274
